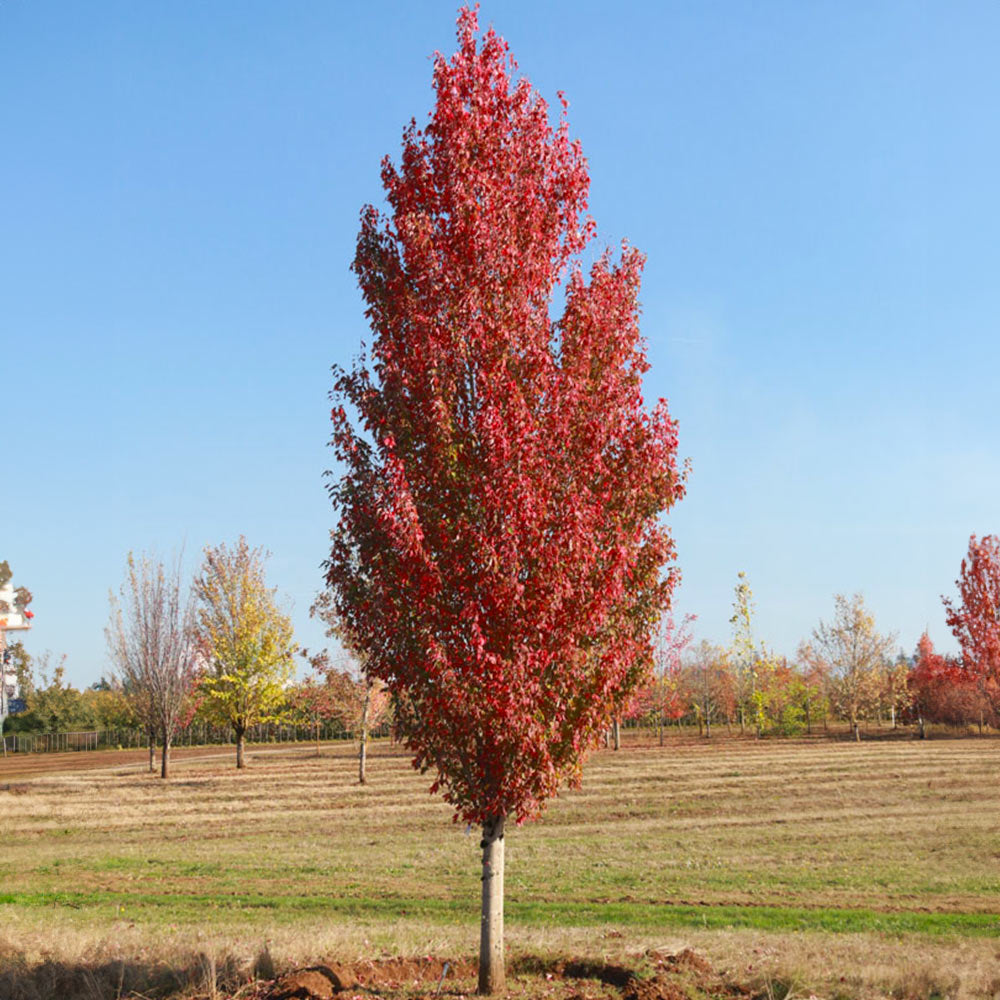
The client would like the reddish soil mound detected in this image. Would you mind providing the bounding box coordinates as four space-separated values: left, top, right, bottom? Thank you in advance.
271 966 347 1000
349 956 475 989
259 951 749 1000
264 956 475 999
657 948 713 976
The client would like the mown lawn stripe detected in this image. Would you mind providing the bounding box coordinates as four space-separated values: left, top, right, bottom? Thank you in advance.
0 891 995 936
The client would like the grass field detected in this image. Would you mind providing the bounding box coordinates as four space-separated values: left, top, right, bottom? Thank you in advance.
1 732 998 998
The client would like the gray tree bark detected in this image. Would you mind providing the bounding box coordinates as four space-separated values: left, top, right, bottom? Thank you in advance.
478 815 505 994
359 678 371 784
160 729 170 779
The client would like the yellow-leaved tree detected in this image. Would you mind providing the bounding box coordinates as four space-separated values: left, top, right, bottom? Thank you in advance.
194 537 296 768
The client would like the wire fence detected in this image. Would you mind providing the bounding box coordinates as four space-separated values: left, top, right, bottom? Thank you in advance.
0 721 391 755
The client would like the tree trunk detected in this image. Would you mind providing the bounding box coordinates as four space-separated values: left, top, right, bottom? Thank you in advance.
890 704 896 729
359 679 371 785
657 716 664 747
235 726 246 769
853 717 861 742
918 714 926 739
160 728 170 780
148 727 156 773
705 712 711 739
478 815 505 995
612 718 620 751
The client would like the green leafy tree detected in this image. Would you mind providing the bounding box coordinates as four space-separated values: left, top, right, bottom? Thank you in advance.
17 655 93 732
756 653 806 736
83 682 137 730
194 538 296 769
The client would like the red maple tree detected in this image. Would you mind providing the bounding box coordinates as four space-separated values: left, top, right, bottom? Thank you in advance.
325 8 684 991
942 534 1000 716
909 631 993 734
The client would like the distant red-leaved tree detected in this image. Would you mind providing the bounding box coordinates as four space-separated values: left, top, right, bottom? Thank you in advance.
909 631 994 734
943 535 1000 715
625 612 694 743
324 8 684 992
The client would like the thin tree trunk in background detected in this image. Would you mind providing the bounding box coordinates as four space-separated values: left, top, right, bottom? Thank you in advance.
612 718 620 751
236 726 246 769
478 815 505 995
160 729 170 780
148 727 155 773
359 678 371 784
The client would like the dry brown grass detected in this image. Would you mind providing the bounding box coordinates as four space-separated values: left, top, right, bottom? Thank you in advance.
1 732 999 997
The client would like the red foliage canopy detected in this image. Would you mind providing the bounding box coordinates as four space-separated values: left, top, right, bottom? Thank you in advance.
325 8 684 825
909 631 993 727
942 534 1000 692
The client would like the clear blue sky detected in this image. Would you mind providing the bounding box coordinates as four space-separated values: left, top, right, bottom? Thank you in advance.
3 1 997 687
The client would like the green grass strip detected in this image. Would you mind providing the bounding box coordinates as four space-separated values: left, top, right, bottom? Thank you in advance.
0 891 996 937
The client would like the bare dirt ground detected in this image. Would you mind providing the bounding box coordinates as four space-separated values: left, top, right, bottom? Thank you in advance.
0 744 229 780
